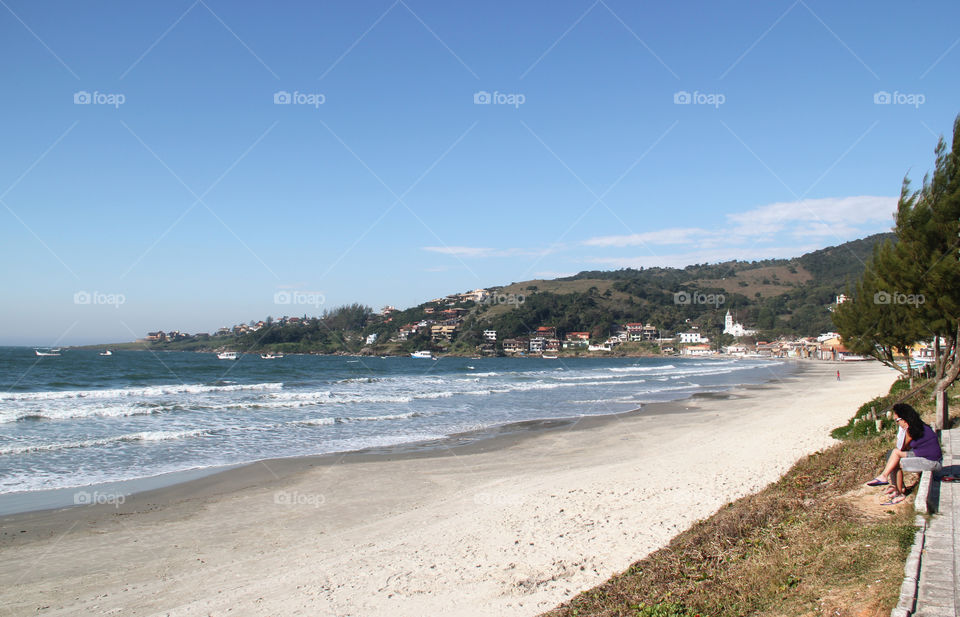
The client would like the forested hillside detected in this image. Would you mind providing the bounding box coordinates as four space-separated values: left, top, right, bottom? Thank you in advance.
132 233 894 354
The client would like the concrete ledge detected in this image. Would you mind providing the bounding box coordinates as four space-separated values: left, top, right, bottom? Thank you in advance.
891 516 926 617
914 470 933 514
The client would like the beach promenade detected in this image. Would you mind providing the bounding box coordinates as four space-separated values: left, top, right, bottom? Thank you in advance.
0 362 896 616
903 427 960 617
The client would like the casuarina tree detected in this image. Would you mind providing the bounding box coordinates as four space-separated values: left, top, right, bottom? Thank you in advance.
834 114 960 428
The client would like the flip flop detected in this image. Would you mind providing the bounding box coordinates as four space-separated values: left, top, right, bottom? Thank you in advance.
941 476 959 482
881 494 906 506
866 478 889 487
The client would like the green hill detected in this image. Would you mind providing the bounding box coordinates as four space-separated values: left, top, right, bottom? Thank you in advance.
458 232 893 344
126 233 893 355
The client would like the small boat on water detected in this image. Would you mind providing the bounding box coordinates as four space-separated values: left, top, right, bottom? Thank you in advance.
411 350 433 359
217 351 239 360
260 353 283 359
35 349 60 357
99 350 113 356
542 354 558 359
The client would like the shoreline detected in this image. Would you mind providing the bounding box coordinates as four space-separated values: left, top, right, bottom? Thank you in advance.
1 361 896 616
0 382 756 519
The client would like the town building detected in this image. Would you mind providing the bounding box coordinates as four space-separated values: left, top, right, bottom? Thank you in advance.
625 322 644 341
723 311 757 337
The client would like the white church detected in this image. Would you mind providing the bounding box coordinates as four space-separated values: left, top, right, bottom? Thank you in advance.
723 310 757 337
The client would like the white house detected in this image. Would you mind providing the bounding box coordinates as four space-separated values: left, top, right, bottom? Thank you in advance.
483 329 497 342
679 331 704 344
683 344 715 356
366 333 378 345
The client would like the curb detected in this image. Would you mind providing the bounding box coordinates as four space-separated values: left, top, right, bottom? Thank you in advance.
891 515 926 617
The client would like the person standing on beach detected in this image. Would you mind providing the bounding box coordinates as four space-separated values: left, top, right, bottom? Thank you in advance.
836 370 840 381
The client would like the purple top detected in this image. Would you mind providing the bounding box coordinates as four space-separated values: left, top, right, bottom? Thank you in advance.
911 424 942 461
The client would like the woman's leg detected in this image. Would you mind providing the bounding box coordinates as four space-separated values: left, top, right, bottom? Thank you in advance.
879 449 907 481
894 468 906 494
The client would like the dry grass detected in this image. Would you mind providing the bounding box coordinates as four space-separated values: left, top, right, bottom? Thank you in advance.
541 379 951 617
693 265 812 299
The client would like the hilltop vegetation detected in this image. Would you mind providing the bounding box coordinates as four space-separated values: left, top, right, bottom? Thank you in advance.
126 233 892 355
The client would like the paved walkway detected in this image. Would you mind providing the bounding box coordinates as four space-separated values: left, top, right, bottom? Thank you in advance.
913 428 959 617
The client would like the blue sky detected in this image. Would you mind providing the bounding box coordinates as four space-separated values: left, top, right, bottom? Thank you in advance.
1 0 958 345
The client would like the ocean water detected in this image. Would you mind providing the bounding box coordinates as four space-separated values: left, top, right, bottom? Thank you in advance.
0 348 791 494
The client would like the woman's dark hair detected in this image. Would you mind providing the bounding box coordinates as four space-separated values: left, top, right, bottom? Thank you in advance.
892 403 926 440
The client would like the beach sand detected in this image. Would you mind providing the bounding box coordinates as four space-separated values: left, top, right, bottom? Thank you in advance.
0 361 896 616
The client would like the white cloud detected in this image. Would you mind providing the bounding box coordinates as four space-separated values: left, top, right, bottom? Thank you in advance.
423 246 498 258
726 195 897 239
533 271 577 279
582 227 711 248
581 196 896 249
586 244 823 269
422 246 555 258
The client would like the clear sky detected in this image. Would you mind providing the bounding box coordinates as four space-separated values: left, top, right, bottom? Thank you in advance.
1 0 958 345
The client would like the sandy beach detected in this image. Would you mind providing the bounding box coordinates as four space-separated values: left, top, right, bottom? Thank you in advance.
0 360 896 616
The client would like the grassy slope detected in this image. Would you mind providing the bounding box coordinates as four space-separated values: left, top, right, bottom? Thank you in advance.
480 234 892 333
542 379 957 617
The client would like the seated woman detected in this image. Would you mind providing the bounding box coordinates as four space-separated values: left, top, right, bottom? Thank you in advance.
865 403 942 505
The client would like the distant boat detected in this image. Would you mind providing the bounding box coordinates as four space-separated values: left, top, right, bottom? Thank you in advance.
542 354 558 359
260 352 283 359
34 349 60 357
99 350 113 356
217 351 239 360
411 350 433 359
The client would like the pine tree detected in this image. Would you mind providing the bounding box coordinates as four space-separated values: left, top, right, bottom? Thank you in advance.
834 114 960 427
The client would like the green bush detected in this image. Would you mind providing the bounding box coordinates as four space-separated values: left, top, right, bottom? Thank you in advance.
889 377 912 397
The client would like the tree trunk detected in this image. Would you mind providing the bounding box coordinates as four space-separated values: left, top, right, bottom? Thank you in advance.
935 388 948 430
